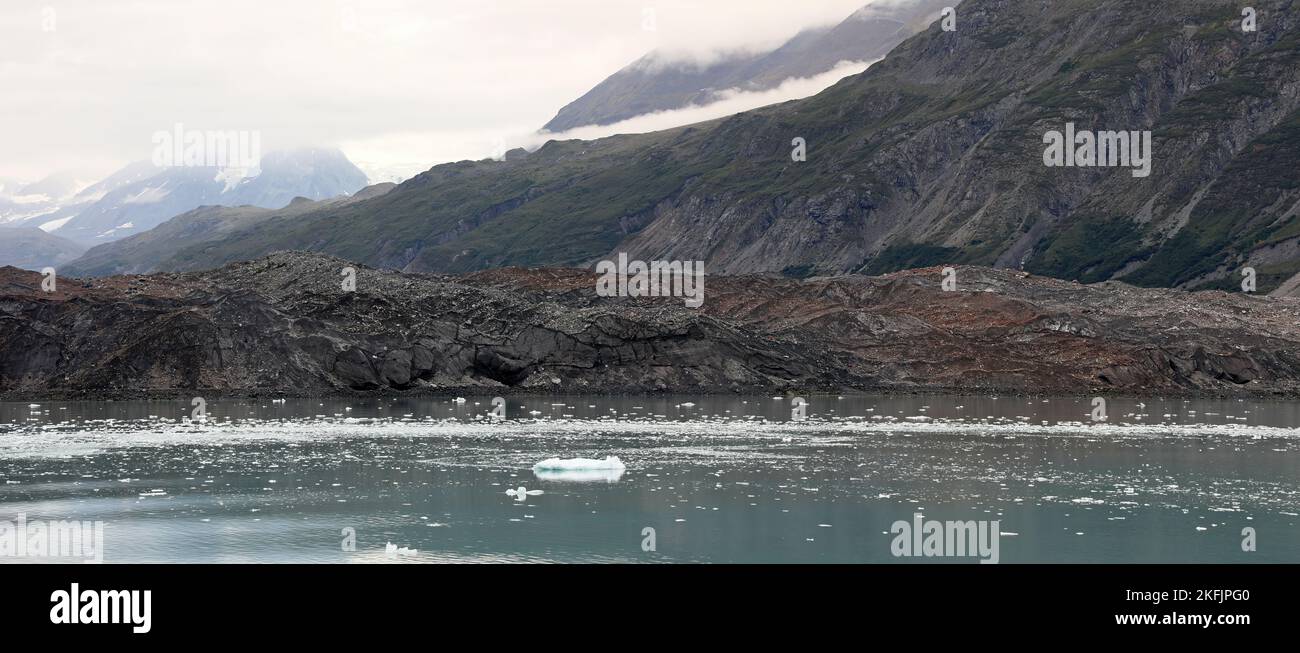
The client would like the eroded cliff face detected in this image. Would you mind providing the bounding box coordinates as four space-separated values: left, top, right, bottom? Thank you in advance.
4 252 1299 398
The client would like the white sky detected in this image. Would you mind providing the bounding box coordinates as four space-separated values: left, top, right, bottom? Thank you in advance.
0 0 875 182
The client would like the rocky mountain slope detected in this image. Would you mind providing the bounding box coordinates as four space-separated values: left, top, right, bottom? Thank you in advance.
62 183 396 277
132 0 1300 296
542 0 949 132
3 251 1298 398
0 226 86 270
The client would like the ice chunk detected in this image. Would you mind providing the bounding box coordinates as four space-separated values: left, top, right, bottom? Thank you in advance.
532 455 626 483
534 467 624 483
505 486 544 500
385 542 417 557
533 455 625 471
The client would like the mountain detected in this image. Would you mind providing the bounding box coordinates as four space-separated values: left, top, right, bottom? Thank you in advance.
0 177 24 196
62 182 397 277
0 169 92 227
15 170 90 200
542 0 949 133
50 148 369 245
221 149 373 209
0 161 168 232
5 252 1299 397
94 0 1300 295
0 226 86 270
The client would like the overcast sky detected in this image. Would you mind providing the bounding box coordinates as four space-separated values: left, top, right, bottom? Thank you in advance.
1 0 876 182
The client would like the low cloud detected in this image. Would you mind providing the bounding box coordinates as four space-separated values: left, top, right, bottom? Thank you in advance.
341 57 879 182
525 59 880 151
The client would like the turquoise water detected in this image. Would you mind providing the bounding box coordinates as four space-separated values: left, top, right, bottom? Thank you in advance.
1 395 1296 563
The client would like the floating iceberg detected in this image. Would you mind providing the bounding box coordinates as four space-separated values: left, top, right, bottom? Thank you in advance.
534 468 625 483
533 455 625 471
532 456 626 483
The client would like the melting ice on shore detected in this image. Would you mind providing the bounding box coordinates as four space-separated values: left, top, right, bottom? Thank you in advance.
532 455 627 483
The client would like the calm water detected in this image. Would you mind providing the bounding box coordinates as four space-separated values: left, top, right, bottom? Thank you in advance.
1 394 1297 563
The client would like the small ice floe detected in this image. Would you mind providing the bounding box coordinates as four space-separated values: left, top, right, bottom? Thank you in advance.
453 397 467 404
529 410 542 416
680 402 696 408
138 489 167 497
505 486 544 501
533 455 625 471
385 542 417 557
533 455 626 483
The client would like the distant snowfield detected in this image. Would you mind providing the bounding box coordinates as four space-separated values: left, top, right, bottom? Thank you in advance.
38 216 73 232
122 186 170 205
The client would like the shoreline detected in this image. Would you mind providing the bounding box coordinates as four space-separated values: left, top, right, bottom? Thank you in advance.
5 383 1296 403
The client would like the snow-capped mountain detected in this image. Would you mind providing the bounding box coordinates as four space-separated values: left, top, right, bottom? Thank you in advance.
0 171 87 227
47 148 369 245
0 162 165 230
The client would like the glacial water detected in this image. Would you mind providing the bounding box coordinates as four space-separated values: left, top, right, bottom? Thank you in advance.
1 394 1297 563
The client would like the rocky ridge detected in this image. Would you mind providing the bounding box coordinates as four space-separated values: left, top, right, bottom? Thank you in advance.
3 252 1298 398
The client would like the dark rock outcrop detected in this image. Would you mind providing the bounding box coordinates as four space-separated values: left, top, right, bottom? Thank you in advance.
4 252 1300 398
